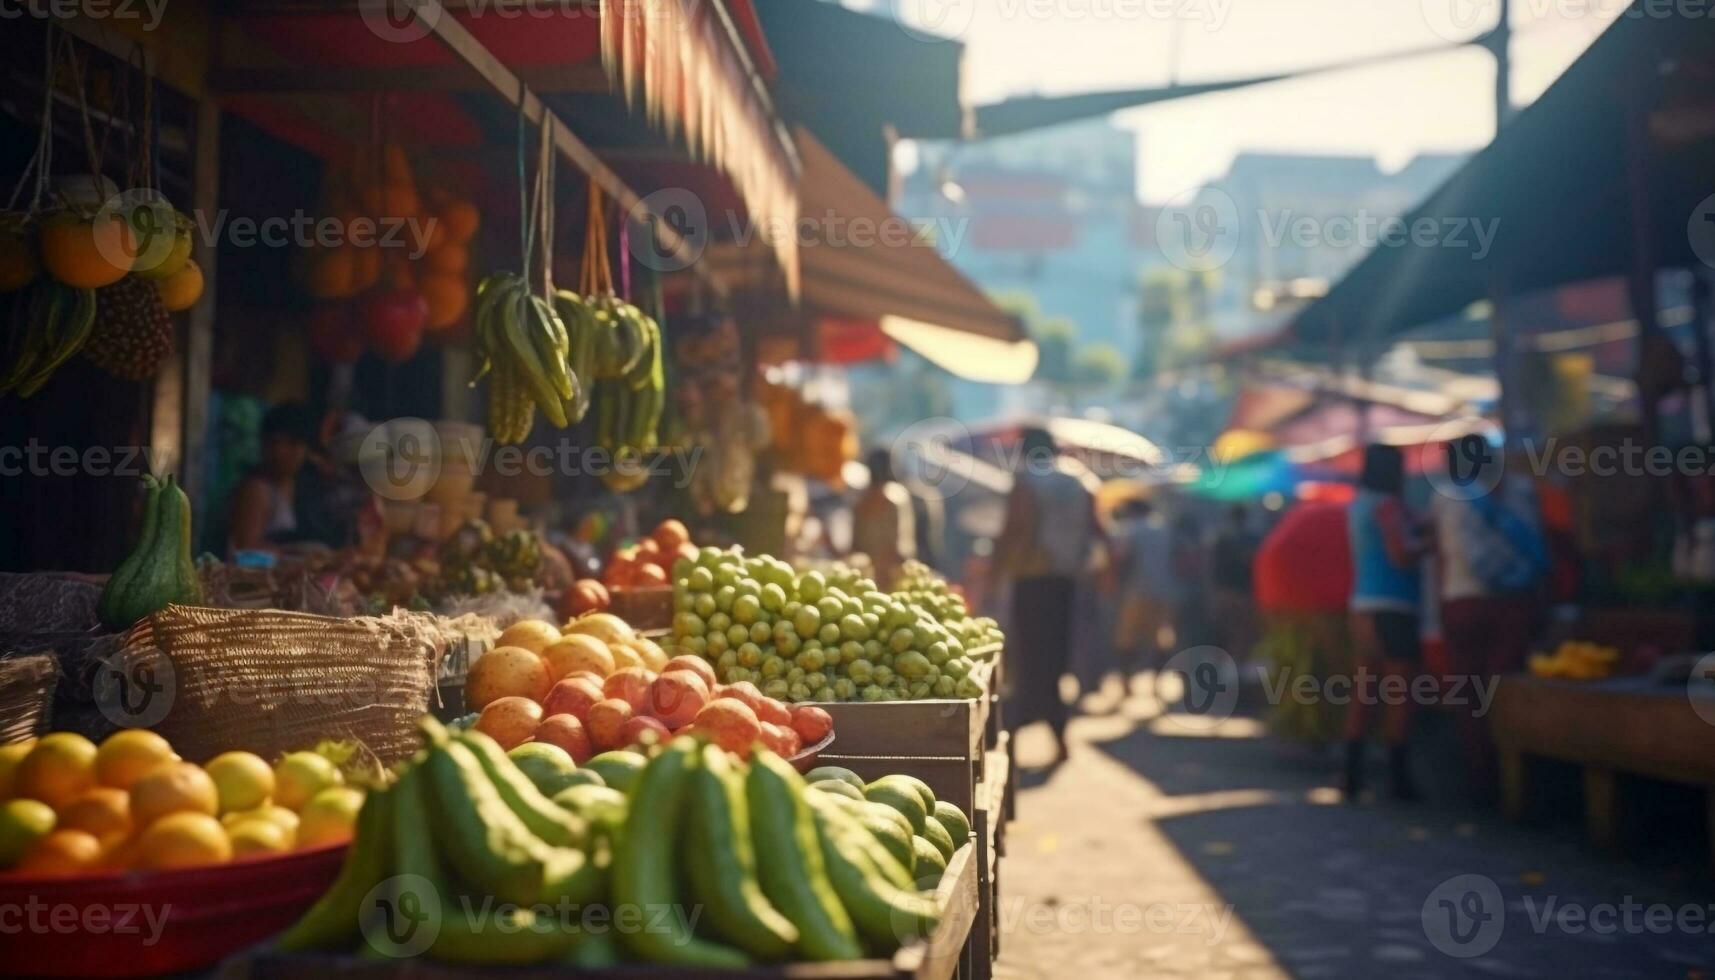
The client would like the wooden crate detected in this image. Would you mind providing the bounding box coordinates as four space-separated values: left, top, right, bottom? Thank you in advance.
237 844 980 980
967 730 1012 980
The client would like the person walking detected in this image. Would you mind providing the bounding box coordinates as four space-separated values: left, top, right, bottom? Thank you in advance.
1343 444 1428 801
1432 436 1547 800
994 427 1107 765
1209 504 1259 659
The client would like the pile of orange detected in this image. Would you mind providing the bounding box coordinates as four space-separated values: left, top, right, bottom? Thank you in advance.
1 206 204 314
0 731 364 878
295 145 480 333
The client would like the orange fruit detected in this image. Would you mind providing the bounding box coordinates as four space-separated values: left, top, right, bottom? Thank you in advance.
16 829 103 876
226 818 291 857
496 619 562 655
424 243 467 275
0 231 39 292
15 733 97 809
57 787 132 843
222 803 298 842
303 246 357 300
296 787 364 848
0 798 56 866
439 200 480 245
379 183 420 218
204 751 274 814
420 272 469 330
272 752 342 811
155 258 203 312
0 739 36 800
133 812 230 870
95 729 177 791
39 212 134 288
129 761 218 827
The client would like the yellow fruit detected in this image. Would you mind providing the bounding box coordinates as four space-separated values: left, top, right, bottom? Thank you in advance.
496 619 562 655
0 739 36 800
129 761 218 827
0 798 56 867
205 751 274 814
132 223 191 280
95 729 177 791
15 732 98 809
222 803 299 844
156 258 204 312
57 787 132 843
134 812 230 870
226 818 291 858
295 786 364 848
16 829 104 876
272 752 343 811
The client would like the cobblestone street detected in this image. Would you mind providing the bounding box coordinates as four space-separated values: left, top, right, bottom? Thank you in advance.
994 680 1715 980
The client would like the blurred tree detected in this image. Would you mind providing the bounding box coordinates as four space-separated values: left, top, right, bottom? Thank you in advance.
1073 344 1126 389
1032 318 1078 386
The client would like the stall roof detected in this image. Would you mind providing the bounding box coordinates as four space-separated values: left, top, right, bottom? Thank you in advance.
1290 7 1715 349
706 130 1035 383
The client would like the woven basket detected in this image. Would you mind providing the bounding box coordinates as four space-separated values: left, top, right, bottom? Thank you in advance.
0 654 57 742
113 605 468 764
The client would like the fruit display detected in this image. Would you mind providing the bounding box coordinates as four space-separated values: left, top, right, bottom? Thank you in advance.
460 612 832 760
758 374 860 486
602 517 697 590
673 549 990 703
0 731 364 877
82 263 176 380
891 560 1004 653
281 723 952 965
1529 640 1620 680
428 519 542 599
96 474 203 629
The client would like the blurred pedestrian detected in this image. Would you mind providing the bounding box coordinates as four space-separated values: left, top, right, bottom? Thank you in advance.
1432 436 1546 800
1209 504 1259 659
1113 496 1178 678
1343 444 1428 801
852 448 916 588
994 427 1106 764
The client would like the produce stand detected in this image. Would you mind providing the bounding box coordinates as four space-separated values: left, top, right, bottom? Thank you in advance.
967 729 1012 980
235 843 982 980
1489 674 1715 865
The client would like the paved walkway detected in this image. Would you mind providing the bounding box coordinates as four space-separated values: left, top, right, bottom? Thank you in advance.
993 679 1714 979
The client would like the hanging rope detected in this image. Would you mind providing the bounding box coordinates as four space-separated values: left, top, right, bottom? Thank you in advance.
7 24 59 215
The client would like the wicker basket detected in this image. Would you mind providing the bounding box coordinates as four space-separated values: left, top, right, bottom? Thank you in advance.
112 605 470 764
0 654 57 743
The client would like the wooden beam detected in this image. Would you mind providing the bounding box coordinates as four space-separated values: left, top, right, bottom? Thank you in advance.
210 61 608 95
411 0 724 297
182 99 220 520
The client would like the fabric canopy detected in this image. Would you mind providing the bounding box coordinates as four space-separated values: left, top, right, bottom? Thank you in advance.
707 129 1034 383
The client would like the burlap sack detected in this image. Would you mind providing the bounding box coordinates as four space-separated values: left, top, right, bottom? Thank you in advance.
112 604 477 764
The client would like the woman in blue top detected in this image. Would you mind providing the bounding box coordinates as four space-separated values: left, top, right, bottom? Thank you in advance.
1343 444 1428 802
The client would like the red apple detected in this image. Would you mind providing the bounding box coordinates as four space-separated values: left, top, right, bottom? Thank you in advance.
620 715 671 749
473 696 543 750
603 667 656 713
789 705 833 746
759 721 801 759
541 677 605 723
695 698 762 758
649 671 709 729
663 655 718 691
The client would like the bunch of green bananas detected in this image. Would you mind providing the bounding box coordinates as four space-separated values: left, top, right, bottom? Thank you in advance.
566 292 664 460
0 279 97 397
473 273 580 445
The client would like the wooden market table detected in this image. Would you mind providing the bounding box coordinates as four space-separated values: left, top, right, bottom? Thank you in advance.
1489 674 1715 862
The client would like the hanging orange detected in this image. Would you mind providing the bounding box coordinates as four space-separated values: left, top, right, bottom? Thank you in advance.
304 247 358 300
156 259 204 313
351 244 382 290
420 272 469 330
438 200 480 245
382 252 416 290
39 212 134 288
424 243 467 275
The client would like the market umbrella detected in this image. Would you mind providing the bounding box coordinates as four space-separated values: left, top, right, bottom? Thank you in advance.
1254 501 1353 615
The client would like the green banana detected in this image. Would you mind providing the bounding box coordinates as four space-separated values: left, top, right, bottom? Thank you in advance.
277 786 395 951
808 791 941 951
747 750 863 961
457 730 589 850
685 742 798 960
423 740 549 905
